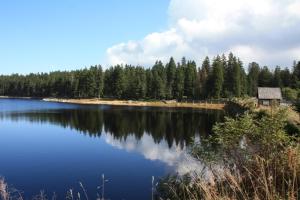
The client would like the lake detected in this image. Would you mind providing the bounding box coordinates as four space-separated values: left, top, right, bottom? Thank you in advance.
0 98 223 200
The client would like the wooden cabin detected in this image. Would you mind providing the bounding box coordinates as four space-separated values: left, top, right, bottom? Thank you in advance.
257 87 282 106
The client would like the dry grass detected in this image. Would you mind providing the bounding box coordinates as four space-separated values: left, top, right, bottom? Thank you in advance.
0 178 9 200
286 106 300 125
157 109 300 200
43 98 225 110
158 145 300 200
0 175 110 200
0 178 23 200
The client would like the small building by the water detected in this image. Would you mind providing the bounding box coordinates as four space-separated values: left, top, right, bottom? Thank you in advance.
257 87 282 106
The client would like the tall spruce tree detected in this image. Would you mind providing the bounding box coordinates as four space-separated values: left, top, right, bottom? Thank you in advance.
258 66 273 87
152 61 166 99
166 57 176 99
273 66 282 87
184 61 197 99
209 56 224 99
247 62 260 96
232 58 241 97
280 67 291 87
174 63 185 100
223 53 235 97
239 61 248 96
292 61 300 88
199 56 210 98
113 65 126 98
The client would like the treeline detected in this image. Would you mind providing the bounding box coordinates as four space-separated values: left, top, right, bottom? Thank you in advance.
1 53 300 100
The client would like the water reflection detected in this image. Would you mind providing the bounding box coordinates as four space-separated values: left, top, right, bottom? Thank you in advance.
0 107 223 174
0 107 223 175
0 100 226 199
0 107 223 149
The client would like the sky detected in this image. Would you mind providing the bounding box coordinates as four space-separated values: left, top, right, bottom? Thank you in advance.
0 0 169 74
0 0 300 75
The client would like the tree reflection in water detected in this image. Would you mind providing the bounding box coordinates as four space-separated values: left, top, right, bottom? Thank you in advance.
0 107 223 149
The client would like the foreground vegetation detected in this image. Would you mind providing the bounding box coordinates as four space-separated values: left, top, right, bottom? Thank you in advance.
157 108 300 200
1 54 300 101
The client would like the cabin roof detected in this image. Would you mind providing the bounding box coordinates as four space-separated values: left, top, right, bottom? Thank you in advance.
257 87 282 100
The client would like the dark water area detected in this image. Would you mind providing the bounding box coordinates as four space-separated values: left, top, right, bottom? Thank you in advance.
0 99 223 200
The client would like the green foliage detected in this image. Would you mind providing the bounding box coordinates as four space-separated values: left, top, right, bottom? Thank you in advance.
222 53 246 98
258 66 273 87
209 56 224 99
174 63 185 100
282 87 300 101
247 62 260 96
205 109 291 162
158 109 300 200
192 109 295 166
291 61 300 88
165 57 176 99
198 56 210 98
0 55 298 100
273 66 282 87
184 61 197 99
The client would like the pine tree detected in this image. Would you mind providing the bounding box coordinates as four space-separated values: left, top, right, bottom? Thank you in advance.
174 63 185 100
280 67 291 87
292 61 300 88
113 65 125 98
166 57 176 99
258 66 273 87
247 62 260 96
152 61 166 99
209 56 224 99
273 66 282 87
184 61 197 99
240 64 248 96
232 58 241 97
223 53 234 97
199 56 210 98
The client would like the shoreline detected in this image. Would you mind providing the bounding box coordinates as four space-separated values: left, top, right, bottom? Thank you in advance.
0 96 225 110
0 96 40 99
43 98 225 110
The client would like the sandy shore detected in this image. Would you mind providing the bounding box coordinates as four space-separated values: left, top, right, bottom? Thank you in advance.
43 98 225 110
0 96 38 99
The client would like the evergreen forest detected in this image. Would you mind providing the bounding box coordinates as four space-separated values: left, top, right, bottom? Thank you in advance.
1 53 300 101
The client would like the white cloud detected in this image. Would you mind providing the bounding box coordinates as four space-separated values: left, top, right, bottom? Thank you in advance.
103 132 215 176
106 0 300 68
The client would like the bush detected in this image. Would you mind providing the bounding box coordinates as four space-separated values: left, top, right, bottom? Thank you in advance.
282 87 300 102
157 109 300 200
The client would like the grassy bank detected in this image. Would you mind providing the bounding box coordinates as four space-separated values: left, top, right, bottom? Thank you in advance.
157 107 300 200
42 98 225 110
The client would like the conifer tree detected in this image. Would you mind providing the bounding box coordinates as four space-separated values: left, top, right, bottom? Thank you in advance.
247 62 260 96
199 56 210 98
280 67 291 87
166 57 176 99
259 66 273 87
209 56 224 99
184 61 197 99
174 63 185 100
273 66 282 87
232 58 241 97
152 61 166 99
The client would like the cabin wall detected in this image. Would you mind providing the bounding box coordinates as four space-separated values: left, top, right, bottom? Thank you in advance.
258 99 280 107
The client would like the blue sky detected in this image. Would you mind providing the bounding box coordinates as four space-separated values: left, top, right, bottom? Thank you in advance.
1 0 300 75
0 0 169 74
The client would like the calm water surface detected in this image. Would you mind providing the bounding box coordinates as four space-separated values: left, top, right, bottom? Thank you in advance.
0 99 223 200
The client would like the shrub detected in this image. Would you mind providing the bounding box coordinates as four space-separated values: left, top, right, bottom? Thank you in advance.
157 109 300 200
